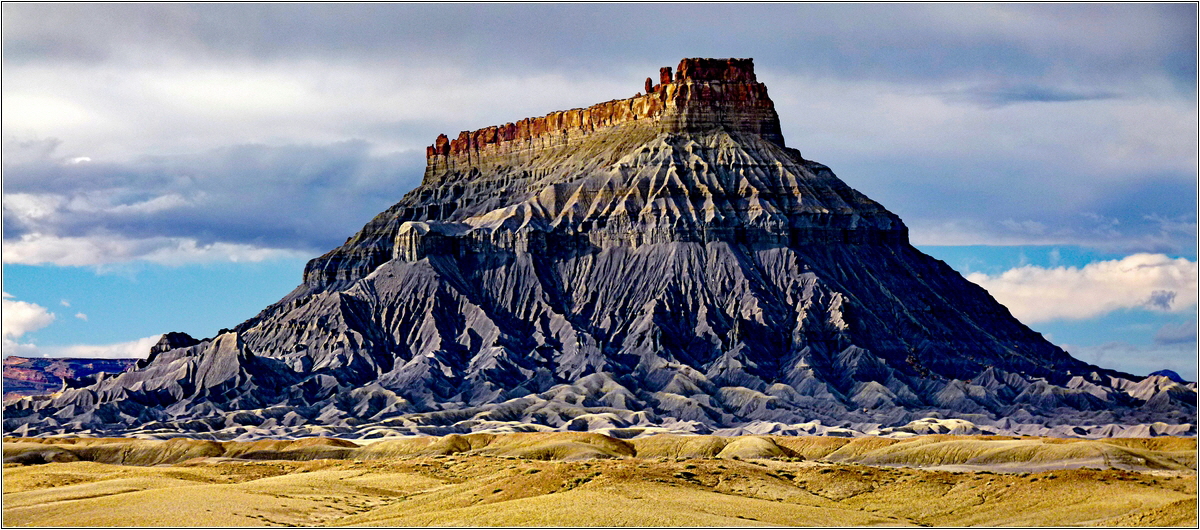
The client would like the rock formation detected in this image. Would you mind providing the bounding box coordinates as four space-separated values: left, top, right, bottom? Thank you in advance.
4 58 1195 440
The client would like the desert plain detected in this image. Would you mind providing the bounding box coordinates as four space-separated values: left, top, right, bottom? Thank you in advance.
3 432 1196 527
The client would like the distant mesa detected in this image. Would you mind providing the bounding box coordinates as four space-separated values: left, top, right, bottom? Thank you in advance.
3 356 137 400
4 58 1195 440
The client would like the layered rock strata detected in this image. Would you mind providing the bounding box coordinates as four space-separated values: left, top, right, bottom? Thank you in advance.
425 58 782 161
4 58 1194 440
303 58 792 289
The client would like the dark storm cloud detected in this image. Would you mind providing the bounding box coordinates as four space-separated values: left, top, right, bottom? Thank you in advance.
1155 319 1198 346
2 3 1195 263
3 141 425 254
811 150 1197 257
948 85 1122 107
5 3 1194 87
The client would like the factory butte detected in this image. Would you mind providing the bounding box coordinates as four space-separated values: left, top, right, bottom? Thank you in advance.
5 59 1194 440
425 58 779 163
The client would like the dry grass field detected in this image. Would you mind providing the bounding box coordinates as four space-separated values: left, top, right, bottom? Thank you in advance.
3 433 1195 526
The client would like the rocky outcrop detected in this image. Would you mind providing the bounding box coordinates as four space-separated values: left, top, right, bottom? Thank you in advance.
303 58 789 290
4 58 1194 440
424 58 782 162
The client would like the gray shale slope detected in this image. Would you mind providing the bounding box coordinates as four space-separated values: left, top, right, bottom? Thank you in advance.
5 58 1194 440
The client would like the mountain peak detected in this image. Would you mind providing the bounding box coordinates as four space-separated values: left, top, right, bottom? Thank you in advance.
424 57 784 165
674 57 758 82
306 58 888 290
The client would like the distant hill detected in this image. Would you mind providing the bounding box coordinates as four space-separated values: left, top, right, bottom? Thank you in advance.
3 356 137 400
1149 369 1189 383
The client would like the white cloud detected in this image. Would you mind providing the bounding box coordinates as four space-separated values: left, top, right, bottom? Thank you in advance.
4 191 194 223
70 192 192 215
2 232 308 266
1 289 156 362
768 73 1197 178
1 296 56 339
3 193 66 221
49 334 161 359
139 238 309 265
966 253 1198 323
2 61 631 161
60 299 71 307
2 295 59 359
1 338 41 357
2 334 162 360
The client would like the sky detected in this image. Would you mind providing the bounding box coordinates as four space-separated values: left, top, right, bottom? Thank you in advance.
2 3 1197 378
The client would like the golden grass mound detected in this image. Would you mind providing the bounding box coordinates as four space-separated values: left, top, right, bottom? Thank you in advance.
3 433 1195 527
628 434 731 458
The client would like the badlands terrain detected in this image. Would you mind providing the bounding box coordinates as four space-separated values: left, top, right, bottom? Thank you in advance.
4 58 1193 528
3 431 1196 527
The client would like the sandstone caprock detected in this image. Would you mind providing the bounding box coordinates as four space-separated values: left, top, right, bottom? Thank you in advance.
5 58 1194 440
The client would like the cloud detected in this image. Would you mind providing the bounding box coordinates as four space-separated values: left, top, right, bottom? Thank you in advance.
6 72 1195 262
2 140 427 265
963 85 1122 107
966 254 1198 323
2 59 632 161
766 73 1196 255
1 294 59 359
1 3 1194 263
2 232 308 267
0 339 40 357
905 211 1195 257
1155 319 1198 346
1146 290 1177 310
2 295 56 339
74 312 88 322
4 4 1192 85
4 334 162 359
4 191 192 225
1063 340 1196 379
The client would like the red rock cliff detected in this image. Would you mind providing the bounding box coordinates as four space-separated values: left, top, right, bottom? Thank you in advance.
424 58 784 163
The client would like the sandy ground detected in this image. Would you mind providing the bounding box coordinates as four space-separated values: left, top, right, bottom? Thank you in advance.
3 433 1196 527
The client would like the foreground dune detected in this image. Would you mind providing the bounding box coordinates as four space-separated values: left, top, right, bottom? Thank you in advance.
4 433 1196 526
